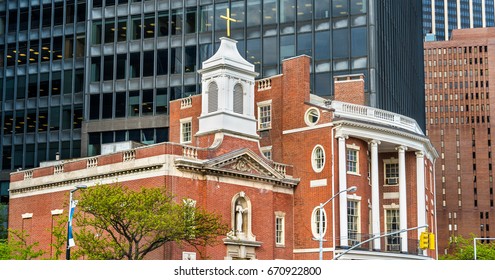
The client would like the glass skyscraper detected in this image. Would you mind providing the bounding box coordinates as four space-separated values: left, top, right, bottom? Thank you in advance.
423 0 495 41
0 0 425 231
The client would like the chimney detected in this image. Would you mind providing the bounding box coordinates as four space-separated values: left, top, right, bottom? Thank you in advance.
333 74 366 105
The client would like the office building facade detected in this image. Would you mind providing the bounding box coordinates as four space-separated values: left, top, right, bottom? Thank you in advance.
424 27 495 254
1 0 425 232
423 0 495 41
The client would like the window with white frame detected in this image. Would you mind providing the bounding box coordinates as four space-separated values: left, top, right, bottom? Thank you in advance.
347 200 360 246
257 100 272 130
384 159 399 185
311 207 326 238
180 118 192 143
311 145 325 173
304 107 320 126
261 146 272 160
346 147 359 174
275 212 285 246
385 209 400 251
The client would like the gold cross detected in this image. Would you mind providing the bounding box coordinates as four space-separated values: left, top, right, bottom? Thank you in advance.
220 8 237 37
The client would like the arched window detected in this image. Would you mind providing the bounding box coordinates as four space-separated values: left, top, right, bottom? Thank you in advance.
311 145 325 173
233 83 243 114
208 82 218 113
311 207 327 238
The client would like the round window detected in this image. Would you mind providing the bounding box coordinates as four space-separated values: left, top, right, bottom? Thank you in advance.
305 108 320 126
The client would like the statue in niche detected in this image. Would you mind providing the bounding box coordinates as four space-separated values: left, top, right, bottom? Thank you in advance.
235 200 248 234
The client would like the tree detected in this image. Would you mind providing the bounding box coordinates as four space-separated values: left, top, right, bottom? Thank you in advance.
72 184 228 260
0 229 45 260
440 235 495 260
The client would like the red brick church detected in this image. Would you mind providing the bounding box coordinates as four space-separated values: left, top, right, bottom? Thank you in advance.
8 37 438 260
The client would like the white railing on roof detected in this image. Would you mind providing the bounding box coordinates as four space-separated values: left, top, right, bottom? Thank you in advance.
54 164 64 174
273 163 287 176
329 101 424 135
183 146 198 159
257 78 272 91
181 96 192 108
24 170 33 180
87 157 98 168
123 150 136 161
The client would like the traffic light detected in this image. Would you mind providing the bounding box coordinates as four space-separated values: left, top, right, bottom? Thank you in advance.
419 232 436 250
428 233 435 250
419 232 429 249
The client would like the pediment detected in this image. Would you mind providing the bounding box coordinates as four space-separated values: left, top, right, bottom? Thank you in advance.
205 149 284 180
174 148 299 188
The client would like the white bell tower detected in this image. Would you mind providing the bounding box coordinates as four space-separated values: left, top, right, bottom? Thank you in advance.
196 37 259 139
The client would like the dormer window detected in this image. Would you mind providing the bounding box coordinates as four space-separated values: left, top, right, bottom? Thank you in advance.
208 81 218 113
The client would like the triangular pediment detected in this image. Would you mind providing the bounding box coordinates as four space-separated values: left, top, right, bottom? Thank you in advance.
174 148 299 188
205 149 284 180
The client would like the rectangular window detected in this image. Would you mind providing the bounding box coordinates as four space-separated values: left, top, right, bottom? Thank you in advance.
347 200 359 246
115 92 126 118
180 119 192 143
129 52 140 78
117 17 127 42
275 215 285 246
104 19 115 43
261 146 272 160
142 90 153 116
144 14 155 39
257 102 272 130
156 88 168 114
116 54 126 79
128 91 140 117
346 149 358 173
158 11 169 36
131 16 141 40
385 163 399 185
386 209 400 252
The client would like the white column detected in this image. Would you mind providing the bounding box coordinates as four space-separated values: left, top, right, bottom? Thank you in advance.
444 0 449 40
431 0 436 35
397 145 408 253
370 140 381 250
469 0 474 28
482 0 486 27
338 135 348 247
416 151 427 256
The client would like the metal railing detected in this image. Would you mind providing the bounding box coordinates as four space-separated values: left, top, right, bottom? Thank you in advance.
336 233 422 255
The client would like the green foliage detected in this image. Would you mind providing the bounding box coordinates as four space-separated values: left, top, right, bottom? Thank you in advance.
72 184 228 260
49 215 68 260
440 235 495 260
0 229 45 260
0 204 7 240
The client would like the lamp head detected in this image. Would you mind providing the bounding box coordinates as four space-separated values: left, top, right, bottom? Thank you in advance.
347 186 358 193
71 185 88 193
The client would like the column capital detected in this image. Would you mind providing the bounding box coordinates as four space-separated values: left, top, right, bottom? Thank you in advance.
369 139 381 146
337 134 349 140
395 145 408 152
415 151 425 158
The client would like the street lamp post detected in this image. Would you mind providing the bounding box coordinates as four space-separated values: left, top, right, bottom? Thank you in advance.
315 186 357 260
66 185 87 260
